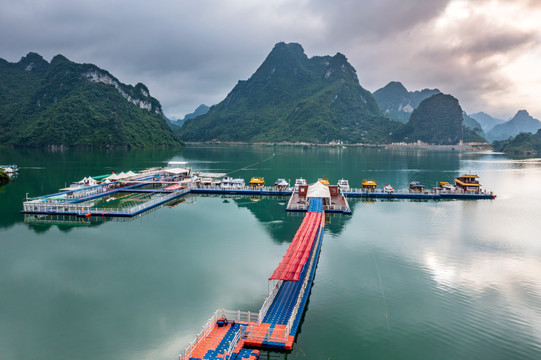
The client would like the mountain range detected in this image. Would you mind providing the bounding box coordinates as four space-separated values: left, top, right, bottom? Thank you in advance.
486 110 541 142
373 81 440 123
166 104 210 130
3 44 536 149
469 112 505 133
179 42 398 144
0 53 181 148
179 43 486 145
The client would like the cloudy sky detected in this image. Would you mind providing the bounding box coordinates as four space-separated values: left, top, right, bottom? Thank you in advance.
1 0 540 120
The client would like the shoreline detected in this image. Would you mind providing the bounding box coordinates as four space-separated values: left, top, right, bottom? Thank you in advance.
184 141 492 151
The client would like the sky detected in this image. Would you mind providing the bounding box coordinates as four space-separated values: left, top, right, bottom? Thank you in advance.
1 0 540 121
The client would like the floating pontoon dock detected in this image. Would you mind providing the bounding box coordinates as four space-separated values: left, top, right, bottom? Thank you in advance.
21 168 496 218
179 198 325 360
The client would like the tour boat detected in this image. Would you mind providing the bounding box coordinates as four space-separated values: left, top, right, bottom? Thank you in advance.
337 179 350 192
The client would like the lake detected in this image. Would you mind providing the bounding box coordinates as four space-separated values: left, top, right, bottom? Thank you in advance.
1 145 540 360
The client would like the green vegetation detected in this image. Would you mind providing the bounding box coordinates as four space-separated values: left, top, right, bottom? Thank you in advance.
373 81 440 123
462 112 486 140
179 42 399 144
395 94 486 145
0 53 182 148
0 170 10 185
493 129 541 155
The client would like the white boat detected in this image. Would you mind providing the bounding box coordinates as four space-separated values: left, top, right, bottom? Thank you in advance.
383 184 394 193
337 179 350 192
274 178 289 190
442 183 456 192
1 165 18 174
221 176 245 189
294 178 307 190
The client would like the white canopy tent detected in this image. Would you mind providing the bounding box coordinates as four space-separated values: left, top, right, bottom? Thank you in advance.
306 181 331 205
164 168 190 175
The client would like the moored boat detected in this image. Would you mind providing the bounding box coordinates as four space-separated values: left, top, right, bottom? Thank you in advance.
361 179 377 192
318 177 330 185
294 178 307 191
249 177 265 189
409 181 425 193
274 178 289 191
454 174 481 193
337 178 350 192
383 184 394 193
221 176 245 189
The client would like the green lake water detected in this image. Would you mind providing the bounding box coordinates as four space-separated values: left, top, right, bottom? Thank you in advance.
1 146 540 359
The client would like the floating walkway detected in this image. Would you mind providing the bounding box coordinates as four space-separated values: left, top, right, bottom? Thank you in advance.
179 198 325 359
21 172 496 219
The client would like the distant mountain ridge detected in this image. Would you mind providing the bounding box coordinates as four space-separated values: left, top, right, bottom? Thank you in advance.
167 104 210 130
179 42 399 144
0 52 181 148
469 112 505 133
486 110 541 142
373 81 441 123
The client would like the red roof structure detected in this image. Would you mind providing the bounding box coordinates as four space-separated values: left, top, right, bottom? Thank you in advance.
269 211 322 281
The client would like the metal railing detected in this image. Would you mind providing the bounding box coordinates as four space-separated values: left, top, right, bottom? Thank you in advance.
284 218 324 339
179 309 256 360
180 310 221 360
223 325 246 360
258 280 283 323
23 188 189 216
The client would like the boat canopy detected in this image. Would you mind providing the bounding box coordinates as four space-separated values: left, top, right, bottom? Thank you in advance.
306 181 331 200
164 168 190 175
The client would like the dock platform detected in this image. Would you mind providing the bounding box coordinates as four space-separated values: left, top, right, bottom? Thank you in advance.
179 198 325 359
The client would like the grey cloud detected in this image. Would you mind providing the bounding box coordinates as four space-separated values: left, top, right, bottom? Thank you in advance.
0 0 540 119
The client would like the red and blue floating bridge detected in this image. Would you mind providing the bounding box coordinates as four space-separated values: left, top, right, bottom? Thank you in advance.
180 198 325 360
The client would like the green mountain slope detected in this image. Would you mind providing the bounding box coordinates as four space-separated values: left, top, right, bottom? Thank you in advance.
493 129 541 155
0 53 181 148
463 112 486 140
373 81 440 123
395 94 486 145
179 42 399 144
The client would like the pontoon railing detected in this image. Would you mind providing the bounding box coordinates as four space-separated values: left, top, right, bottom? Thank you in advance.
258 280 283 323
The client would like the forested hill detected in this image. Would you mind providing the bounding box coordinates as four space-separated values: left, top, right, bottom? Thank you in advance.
0 53 181 148
373 81 440 123
179 42 400 144
394 93 486 145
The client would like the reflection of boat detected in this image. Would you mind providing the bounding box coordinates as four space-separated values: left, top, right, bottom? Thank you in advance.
361 179 377 192
409 181 425 193
318 177 330 185
454 174 481 193
337 179 350 192
249 177 265 189
274 178 289 190
294 178 307 190
383 184 394 193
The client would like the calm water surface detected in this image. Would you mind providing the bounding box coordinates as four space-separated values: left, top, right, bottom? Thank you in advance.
1 146 540 360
